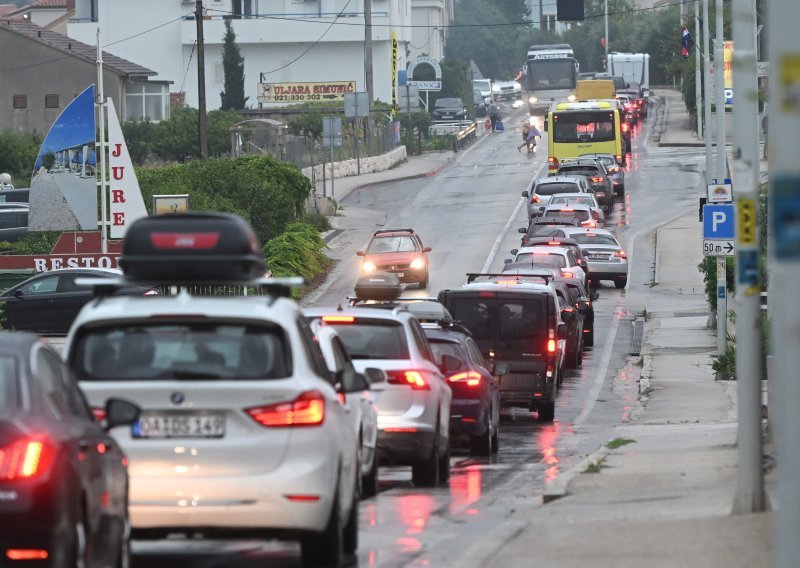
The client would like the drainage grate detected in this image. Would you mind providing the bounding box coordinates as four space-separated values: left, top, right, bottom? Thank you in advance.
323 229 344 244
630 318 644 356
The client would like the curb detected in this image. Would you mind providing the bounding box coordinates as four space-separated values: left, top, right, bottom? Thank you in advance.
542 446 611 503
654 222 662 285
339 156 452 198
639 353 653 396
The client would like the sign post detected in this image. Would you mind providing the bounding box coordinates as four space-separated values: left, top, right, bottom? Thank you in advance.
703 203 735 361
322 117 342 198
344 92 369 175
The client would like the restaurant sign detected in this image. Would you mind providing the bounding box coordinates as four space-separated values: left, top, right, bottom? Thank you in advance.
257 81 357 103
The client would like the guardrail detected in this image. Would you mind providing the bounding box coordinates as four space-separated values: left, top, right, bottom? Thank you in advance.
429 121 478 152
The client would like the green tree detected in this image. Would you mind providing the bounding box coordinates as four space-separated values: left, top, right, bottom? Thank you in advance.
220 20 248 110
0 130 42 185
431 59 474 113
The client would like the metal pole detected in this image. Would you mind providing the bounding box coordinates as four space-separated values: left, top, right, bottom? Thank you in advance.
714 0 727 359
695 0 703 138
331 144 335 199
364 0 374 109
771 0 800 562
95 28 108 254
196 0 209 159
604 0 608 63
731 0 764 514
703 0 712 180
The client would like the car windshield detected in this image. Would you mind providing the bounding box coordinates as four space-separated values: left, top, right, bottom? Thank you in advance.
551 196 596 207
367 235 418 253
326 321 410 360
0 354 18 409
426 339 465 367
74 323 291 381
513 253 566 267
534 183 580 196
570 233 619 246
553 111 616 143
435 98 462 108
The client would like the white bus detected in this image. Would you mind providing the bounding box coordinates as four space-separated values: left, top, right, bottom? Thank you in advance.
606 53 650 99
523 44 579 114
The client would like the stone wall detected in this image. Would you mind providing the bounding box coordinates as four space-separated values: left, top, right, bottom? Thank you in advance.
301 145 407 185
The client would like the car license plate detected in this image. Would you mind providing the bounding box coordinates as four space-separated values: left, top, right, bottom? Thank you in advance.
589 254 610 261
396 272 404 277
133 413 225 439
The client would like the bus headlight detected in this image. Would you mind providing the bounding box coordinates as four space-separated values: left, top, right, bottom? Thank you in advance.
567 94 577 102
529 96 538 104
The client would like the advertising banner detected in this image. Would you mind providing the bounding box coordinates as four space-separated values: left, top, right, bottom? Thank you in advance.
257 81 356 104
724 40 734 106
107 98 148 238
391 31 398 116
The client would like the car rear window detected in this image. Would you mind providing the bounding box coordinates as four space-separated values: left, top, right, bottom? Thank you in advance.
551 196 595 207
326 321 410 360
426 339 466 367
0 355 18 408
74 323 291 381
570 233 619 246
499 299 544 339
448 297 547 341
535 183 580 196
514 253 566 267
559 166 602 176
548 209 590 222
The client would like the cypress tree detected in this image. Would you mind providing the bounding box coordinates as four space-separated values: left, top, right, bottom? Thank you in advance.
220 20 248 110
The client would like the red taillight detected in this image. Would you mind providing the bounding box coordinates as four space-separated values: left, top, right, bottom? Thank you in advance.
547 339 557 353
562 270 574 278
92 407 107 422
615 250 628 259
386 370 430 390
246 391 326 427
6 549 49 560
615 154 623 163
547 241 561 246
0 438 54 480
531 194 542 203
548 157 559 170
448 371 482 387
591 177 604 183
621 123 630 133
582 220 597 228
478 291 495 298
150 232 220 250
322 315 355 324
560 207 575 212
284 494 321 502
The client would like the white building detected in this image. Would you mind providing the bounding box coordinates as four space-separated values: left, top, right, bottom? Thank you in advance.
68 0 417 110
407 0 452 62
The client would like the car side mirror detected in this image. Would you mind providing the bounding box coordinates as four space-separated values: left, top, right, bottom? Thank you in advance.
104 398 140 431
518 227 527 234
557 323 569 339
12 289 23 298
521 191 529 198
440 354 463 374
423 247 432 253
494 362 509 376
510 248 519 256
503 258 512 265
356 250 365 257
364 367 386 384
590 291 600 301
342 370 371 393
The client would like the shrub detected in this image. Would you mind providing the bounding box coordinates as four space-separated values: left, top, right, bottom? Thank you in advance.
303 212 331 232
264 222 329 283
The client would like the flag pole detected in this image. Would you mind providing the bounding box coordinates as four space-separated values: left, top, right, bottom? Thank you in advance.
96 28 108 254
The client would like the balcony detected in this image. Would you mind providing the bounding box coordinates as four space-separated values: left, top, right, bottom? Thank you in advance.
180 12 392 46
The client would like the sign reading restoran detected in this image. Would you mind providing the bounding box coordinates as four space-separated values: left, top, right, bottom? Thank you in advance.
258 81 357 103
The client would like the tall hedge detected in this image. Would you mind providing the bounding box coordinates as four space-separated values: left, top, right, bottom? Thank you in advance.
136 155 311 244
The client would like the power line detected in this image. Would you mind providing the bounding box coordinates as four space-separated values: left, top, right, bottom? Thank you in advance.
180 40 197 94
102 13 193 48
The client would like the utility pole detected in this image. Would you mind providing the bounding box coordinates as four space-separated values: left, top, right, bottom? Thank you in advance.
731 0 764 515
603 0 608 64
694 0 702 138
95 28 108 254
703 0 712 183
196 0 209 159
771 0 800 563
364 0 374 109
714 0 727 360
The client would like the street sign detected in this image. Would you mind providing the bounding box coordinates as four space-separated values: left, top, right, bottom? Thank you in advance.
322 117 342 147
773 176 800 259
257 81 356 104
397 84 420 113
344 92 369 118
737 197 757 245
707 182 733 203
703 204 736 239
703 239 735 256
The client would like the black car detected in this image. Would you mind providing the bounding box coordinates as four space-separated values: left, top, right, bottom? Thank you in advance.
519 215 582 243
563 278 598 347
1 269 153 335
432 97 468 122
0 333 139 567
422 320 500 456
555 159 615 212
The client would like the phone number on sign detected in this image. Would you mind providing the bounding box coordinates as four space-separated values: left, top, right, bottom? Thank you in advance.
268 94 323 102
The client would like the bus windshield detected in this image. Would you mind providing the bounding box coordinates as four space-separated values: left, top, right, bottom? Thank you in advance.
553 111 616 143
528 60 575 91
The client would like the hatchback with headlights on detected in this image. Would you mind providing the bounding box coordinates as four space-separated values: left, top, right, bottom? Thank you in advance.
357 229 431 289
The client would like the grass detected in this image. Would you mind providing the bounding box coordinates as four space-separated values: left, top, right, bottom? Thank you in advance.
606 438 636 450
584 458 606 474
635 357 644 367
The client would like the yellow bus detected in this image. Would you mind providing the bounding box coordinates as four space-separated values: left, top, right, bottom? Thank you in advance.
545 100 625 174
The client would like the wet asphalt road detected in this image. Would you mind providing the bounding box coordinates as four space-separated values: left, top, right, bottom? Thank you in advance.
128 99 708 567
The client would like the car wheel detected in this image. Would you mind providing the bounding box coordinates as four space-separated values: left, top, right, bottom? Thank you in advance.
615 278 627 289
70 504 88 568
419 272 429 290
491 418 499 453
438 438 451 483
411 428 440 487
301 488 344 567
470 414 493 457
585 325 594 347
342 477 359 555
361 451 379 499
115 511 131 568
566 342 580 369
538 402 555 423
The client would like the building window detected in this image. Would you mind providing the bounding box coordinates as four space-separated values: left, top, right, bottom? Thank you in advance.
544 14 557 31
13 95 27 109
124 82 170 122
231 0 254 18
45 94 60 109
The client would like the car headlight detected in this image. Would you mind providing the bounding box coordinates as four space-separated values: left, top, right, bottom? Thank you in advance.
567 94 577 102
529 96 538 104
362 261 377 273
410 257 425 270
492 86 500 92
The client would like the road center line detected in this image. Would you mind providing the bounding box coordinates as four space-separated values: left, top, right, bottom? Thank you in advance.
481 163 546 273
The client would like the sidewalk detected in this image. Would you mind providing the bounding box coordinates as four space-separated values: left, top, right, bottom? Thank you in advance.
481 208 774 568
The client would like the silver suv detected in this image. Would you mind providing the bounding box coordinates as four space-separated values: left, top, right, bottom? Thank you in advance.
304 304 453 487
523 175 589 220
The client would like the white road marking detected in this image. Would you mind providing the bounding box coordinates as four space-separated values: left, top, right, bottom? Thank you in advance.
480 163 546 273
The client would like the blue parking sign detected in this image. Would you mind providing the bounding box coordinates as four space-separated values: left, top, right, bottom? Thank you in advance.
703 204 735 239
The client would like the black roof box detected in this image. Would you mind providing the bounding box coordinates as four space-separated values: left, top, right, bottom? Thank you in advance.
354 272 403 302
119 213 266 283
